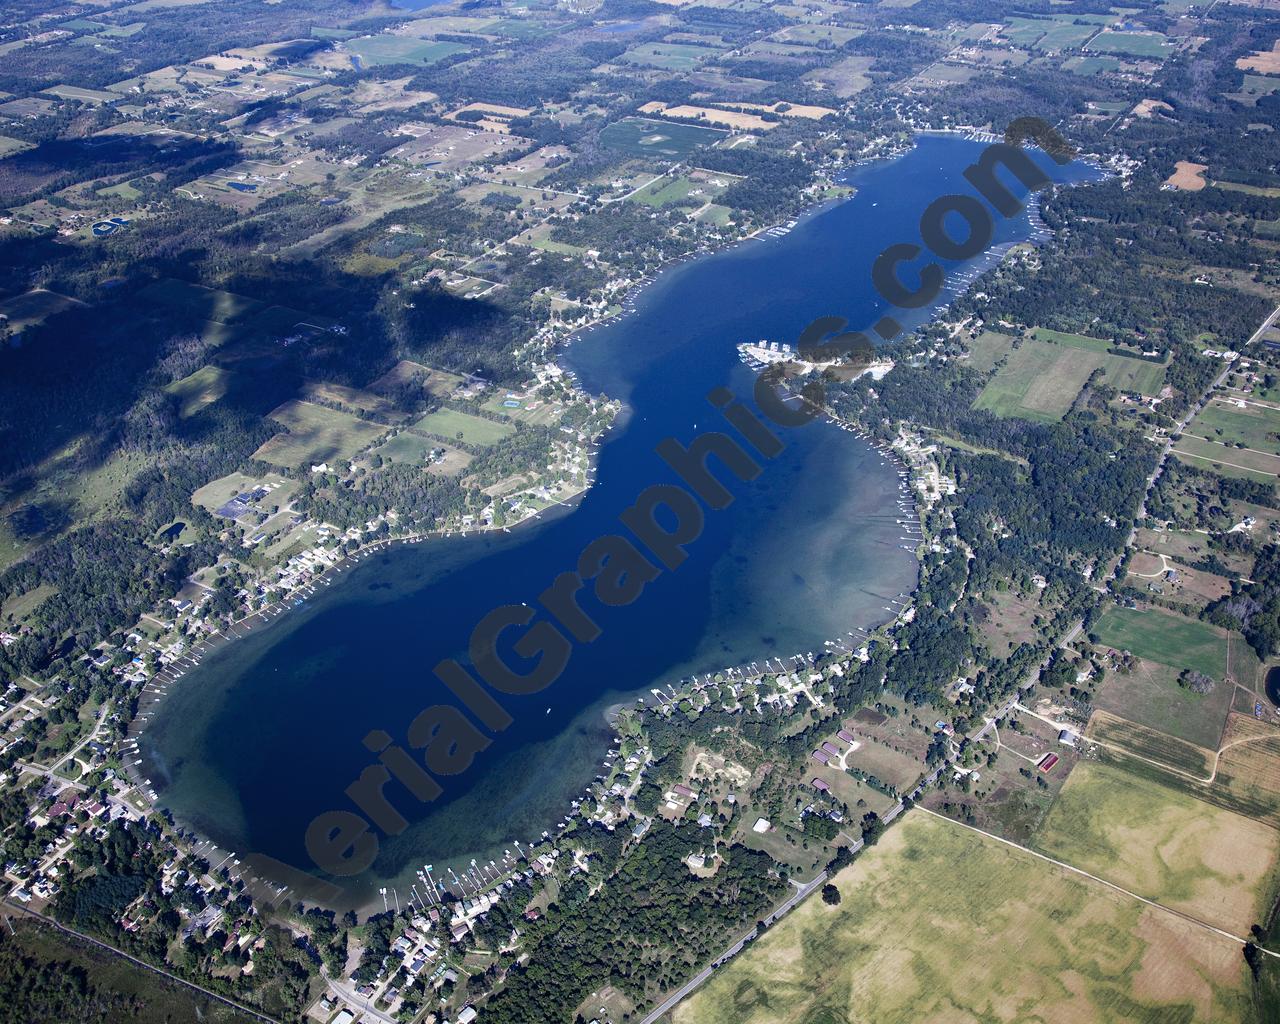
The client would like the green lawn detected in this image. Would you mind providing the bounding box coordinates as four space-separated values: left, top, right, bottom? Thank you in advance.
164 365 234 418
628 175 723 208
1094 605 1228 681
410 408 514 447
619 42 723 71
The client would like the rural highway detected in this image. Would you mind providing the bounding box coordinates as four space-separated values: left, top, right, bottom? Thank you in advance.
638 871 829 1024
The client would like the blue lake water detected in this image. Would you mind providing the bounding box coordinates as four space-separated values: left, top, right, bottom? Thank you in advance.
140 135 1097 908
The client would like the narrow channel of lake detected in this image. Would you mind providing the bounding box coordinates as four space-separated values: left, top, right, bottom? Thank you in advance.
140 135 1098 908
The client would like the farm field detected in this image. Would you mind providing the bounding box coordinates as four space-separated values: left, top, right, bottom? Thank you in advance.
675 811 1256 1024
1092 653 1234 750
1087 30 1173 58
253 400 386 469
137 278 264 325
1034 760 1280 934
0 289 83 333
164 365 234 418
1093 604 1228 681
411 408 514 447
0 135 33 157
1088 708 1216 778
1173 433 1280 481
619 42 723 71
598 117 726 159
346 35 470 66
970 329 1165 422
802 55 874 95
1190 398 1280 456
627 174 726 208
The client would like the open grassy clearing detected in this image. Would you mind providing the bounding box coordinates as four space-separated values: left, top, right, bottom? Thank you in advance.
137 278 264 325
1093 654 1234 750
598 117 726 159
252 400 386 469
0 289 84 333
1173 434 1280 482
1094 604 1229 681
345 35 470 66
676 811 1255 1024
971 329 1165 422
802 54 874 96
1087 30 1173 59
627 174 725 208
0 135 34 158
1191 398 1280 456
620 42 724 71
163 365 234 418
1035 759 1280 934
410 408 514 447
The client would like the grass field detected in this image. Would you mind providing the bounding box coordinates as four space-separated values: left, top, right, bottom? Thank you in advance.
1035 760 1280 933
628 174 724 208
598 117 726 159
1191 399 1280 456
1088 709 1217 778
0 289 83 333
43 83 119 103
1068 54 1123 75
1087 30 1173 59
253 400 386 468
619 42 723 71
410 408 514 447
971 329 1165 422
1174 433 1280 482
346 36 470 66
137 278 264 325
164 365 234 418
1094 604 1228 681
1093 654 1234 750
0 134 33 157
676 811 1255 1024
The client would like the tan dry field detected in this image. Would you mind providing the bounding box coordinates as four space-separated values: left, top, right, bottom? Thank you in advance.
1237 40 1280 74
1034 760 1280 935
1166 160 1208 191
675 811 1255 1024
650 104 778 131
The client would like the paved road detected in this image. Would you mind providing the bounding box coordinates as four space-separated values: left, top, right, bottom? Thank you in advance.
638 871 829 1024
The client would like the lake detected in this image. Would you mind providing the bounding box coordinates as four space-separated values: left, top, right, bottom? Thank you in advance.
139 134 1098 908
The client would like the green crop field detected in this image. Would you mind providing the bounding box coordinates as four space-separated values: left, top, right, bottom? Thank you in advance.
346 35 470 67
1035 760 1280 934
598 117 726 159
1087 30 1173 59
971 329 1165 422
253 400 386 468
1094 604 1228 681
410 408 514 446
676 811 1256 1024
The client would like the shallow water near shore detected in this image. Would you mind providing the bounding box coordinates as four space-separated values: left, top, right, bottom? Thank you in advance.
140 135 1098 908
